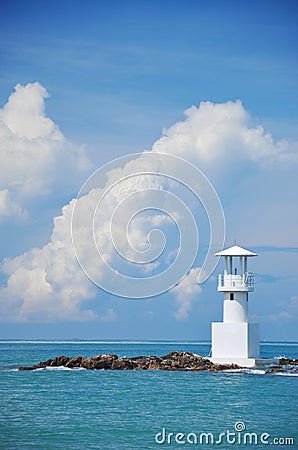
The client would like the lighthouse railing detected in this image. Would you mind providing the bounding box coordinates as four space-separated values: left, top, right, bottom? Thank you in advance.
218 273 254 288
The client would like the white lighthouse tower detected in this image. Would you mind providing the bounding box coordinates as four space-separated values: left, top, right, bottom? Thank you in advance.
211 245 260 368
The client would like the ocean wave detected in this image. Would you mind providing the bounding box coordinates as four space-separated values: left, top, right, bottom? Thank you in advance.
245 369 267 375
274 372 298 377
14 366 88 372
221 368 297 376
223 369 266 375
44 366 87 371
4 366 297 376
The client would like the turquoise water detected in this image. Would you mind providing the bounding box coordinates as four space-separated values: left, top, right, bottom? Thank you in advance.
0 341 297 449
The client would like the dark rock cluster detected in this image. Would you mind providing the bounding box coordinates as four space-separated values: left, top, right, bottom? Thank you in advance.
19 352 298 373
279 357 297 365
19 351 239 372
265 357 298 374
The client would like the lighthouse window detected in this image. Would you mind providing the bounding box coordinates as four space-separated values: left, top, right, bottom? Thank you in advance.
230 293 234 300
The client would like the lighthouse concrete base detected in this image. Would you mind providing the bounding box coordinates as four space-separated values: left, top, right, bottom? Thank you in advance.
209 357 276 368
210 356 258 368
211 322 260 367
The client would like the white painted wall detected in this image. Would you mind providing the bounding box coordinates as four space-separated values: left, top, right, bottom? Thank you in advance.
212 322 259 359
223 292 248 323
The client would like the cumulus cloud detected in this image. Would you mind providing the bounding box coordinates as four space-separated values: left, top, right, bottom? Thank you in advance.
0 156 180 321
1 208 91 322
171 268 203 320
0 168 170 321
0 195 117 322
1 95 297 322
152 100 298 167
0 82 91 216
1 82 61 140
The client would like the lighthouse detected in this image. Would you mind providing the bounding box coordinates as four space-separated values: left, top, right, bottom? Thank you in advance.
211 245 260 368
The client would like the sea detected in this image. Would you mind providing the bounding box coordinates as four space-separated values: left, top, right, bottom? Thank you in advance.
0 341 297 449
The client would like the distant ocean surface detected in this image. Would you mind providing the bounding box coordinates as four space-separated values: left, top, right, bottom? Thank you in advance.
0 341 297 449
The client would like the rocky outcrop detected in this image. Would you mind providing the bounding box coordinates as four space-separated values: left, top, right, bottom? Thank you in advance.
279 357 297 366
265 358 298 374
19 351 239 372
19 352 298 373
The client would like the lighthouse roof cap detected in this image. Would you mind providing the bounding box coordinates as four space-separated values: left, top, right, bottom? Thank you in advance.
214 245 257 257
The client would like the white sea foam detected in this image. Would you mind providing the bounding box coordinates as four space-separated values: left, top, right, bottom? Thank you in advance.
9 365 297 375
225 369 267 375
43 366 87 371
274 372 298 377
246 369 266 375
9 366 88 372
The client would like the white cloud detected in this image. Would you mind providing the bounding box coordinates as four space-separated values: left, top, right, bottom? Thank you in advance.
0 211 94 322
171 268 203 320
0 195 116 322
1 82 61 140
0 189 26 221
152 100 298 167
0 82 91 208
1 96 297 322
0 165 175 321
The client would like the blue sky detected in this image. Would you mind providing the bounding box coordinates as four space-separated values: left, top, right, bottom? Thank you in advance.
0 0 297 340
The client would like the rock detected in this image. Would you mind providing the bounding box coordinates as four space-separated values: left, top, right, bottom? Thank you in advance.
81 357 93 370
92 354 118 370
265 367 285 374
279 358 298 365
112 358 137 370
65 356 83 368
19 355 71 371
18 351 241 372
210 363 239 371
49 356 70 367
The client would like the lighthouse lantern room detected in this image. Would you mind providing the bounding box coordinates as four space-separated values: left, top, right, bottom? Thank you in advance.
211 245 260 368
